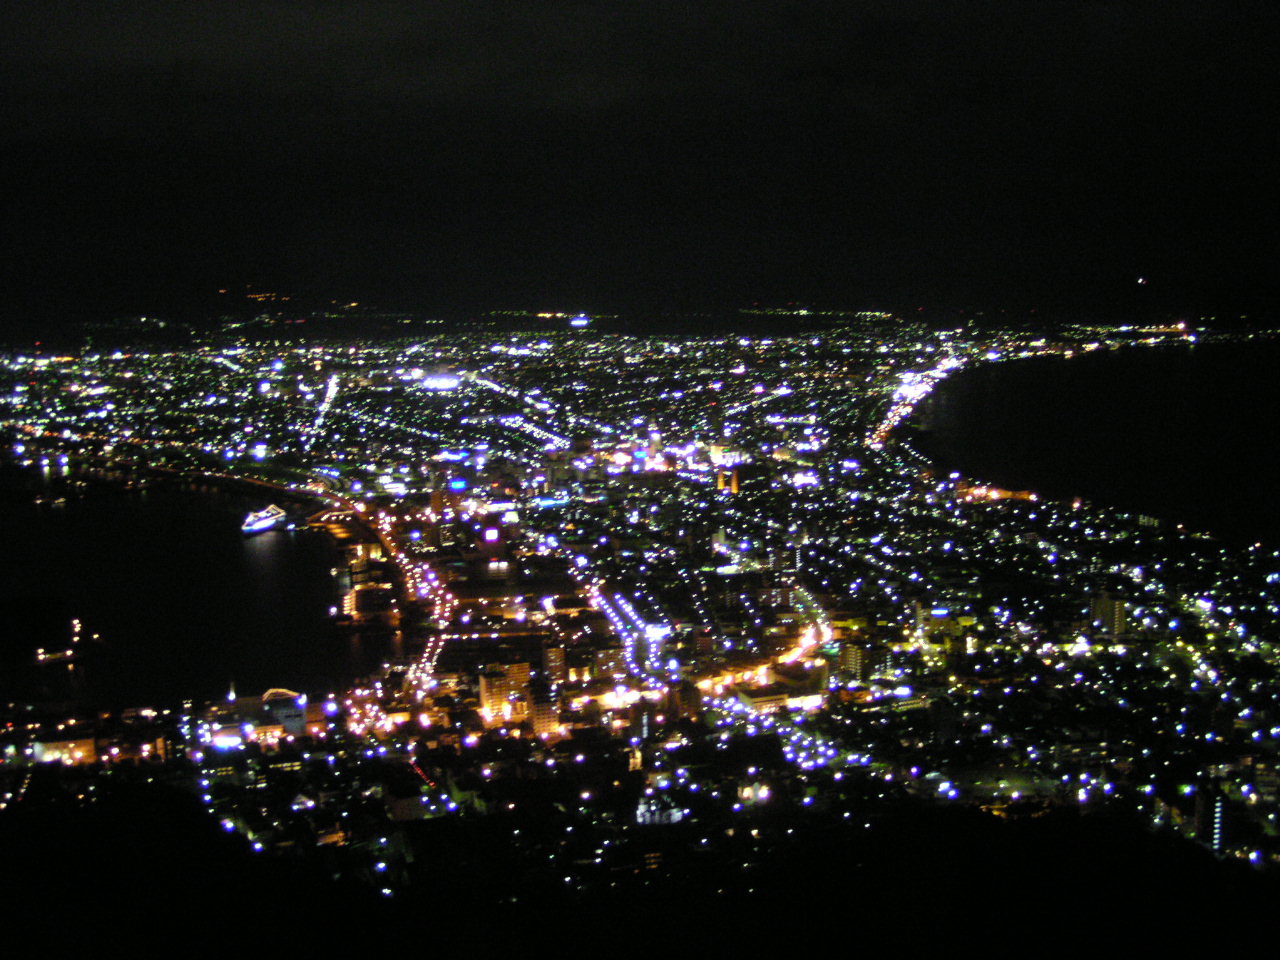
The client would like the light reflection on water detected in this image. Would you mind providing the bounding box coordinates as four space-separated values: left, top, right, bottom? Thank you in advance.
0 467 393 708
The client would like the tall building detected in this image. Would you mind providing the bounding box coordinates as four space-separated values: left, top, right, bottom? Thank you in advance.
528 679 561 739
1090 591 1127 636
543 643 567 683
839 642 889 682
1195 782 1228 853
479 663 530 724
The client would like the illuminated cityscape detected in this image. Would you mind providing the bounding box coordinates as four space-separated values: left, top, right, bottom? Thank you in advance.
5 312 1280 921
4 0 1278 937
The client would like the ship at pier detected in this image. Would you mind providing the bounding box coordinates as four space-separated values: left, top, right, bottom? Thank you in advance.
242 504 291 534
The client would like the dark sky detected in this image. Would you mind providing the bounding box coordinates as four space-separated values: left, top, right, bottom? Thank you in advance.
2 1 1277 325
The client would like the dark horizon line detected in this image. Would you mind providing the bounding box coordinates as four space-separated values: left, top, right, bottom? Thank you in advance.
2 285 1273 345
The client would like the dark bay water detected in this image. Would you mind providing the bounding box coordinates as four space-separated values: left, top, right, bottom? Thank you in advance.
915 340 1280 547
0 466 384 709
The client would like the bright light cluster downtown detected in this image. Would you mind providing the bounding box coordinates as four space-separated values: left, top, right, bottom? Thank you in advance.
6 312 1280 901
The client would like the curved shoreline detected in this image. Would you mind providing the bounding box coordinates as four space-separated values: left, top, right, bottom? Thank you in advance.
0 450 419 706
878 340 1154 453
0 467 355 708
894 337 1280 545
882 337 1203 461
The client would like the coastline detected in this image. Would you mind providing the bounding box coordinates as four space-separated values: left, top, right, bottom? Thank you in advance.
896 338 1280 548
0 461 361 709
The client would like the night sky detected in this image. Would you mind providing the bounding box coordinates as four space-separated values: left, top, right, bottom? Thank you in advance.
3 1 1277 326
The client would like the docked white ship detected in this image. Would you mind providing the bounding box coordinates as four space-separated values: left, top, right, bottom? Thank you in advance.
242 503 289 534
